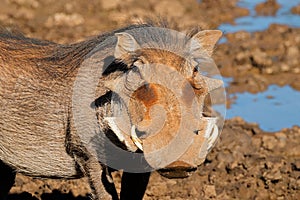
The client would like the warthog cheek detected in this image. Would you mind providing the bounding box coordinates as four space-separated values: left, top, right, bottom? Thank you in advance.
131 84 159 121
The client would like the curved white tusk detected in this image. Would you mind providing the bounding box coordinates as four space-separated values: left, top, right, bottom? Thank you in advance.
131 125 144 151
204 117 217 139
104 117 125 143
207 124 219 151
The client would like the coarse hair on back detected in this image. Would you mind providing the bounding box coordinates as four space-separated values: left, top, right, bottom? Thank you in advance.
0 20 204 78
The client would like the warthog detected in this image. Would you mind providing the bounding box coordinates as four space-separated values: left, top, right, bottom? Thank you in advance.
0 23 223 200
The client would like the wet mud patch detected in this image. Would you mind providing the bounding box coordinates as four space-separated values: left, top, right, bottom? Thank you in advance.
216 24 300 93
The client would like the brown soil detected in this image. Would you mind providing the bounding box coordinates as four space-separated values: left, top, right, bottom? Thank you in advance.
255 0 281 16
1 0 300 199
216 24 300 94
291 4 300 15
7 119 300 200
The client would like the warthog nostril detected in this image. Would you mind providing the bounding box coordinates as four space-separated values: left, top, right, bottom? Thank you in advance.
195 129 204 135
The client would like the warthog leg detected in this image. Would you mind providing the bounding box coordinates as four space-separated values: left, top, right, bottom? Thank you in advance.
0 160 16 200
74 155 118 200
120 172 151 200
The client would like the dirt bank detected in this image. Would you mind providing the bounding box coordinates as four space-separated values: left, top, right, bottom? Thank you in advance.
217 24 300 94
0 0 248 43
7 119 300 200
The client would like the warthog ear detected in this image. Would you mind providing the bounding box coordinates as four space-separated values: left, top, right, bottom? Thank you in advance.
190 30 222 56
114 32 140 58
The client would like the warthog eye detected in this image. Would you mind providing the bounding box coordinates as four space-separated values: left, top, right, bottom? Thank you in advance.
132 58 145 68
193 67 198 73
102 60 129 75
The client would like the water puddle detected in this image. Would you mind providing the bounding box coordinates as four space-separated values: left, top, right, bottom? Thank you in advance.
218 0 300 33
226 85 300 132
215 1 300 131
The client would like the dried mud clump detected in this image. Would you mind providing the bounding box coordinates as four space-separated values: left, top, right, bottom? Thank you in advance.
291 4 300 15
255 0 281 16
216 24 300 93
7 119 300 200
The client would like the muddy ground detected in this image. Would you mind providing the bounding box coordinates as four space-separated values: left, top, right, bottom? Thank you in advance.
1 0 300 199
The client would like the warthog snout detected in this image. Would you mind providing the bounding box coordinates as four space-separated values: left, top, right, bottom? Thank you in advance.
104 28 224 172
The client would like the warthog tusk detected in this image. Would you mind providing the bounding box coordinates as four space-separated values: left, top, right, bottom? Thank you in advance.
207 124 219 151
131 125 143 151
203 117 219 152
103 117 126 143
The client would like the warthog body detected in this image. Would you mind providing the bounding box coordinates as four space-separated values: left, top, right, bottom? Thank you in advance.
0 23 223 199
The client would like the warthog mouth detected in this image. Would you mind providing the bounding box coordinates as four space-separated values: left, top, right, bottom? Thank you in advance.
157 161 197 178
158 166 197 179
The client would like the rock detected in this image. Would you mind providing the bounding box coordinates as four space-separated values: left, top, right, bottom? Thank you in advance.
274 132 287 148
45 13 84 27
255 0 281 16
292 159 300 171
287 46 299 58
13 8 35 20
101 0 121 10
262 135 277 151
235 51 249 65
264 67 273 74
291 4 300 15
108 11 128 23
251 49 272 67
292 68 300 74
154 0 185 18
0 14 9 22
203 185 216 198
8 0 39 8
263 170 282 181
280 64 290 72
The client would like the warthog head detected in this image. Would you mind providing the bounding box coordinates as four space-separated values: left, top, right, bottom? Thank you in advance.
98 27 224 178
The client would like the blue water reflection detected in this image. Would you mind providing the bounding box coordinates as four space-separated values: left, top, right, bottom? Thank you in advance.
226 85 300 132
218 0 300 33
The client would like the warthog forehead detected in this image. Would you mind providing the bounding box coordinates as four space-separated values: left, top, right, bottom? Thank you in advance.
136 48 189 69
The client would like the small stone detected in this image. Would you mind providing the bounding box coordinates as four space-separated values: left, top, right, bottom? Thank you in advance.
263 170 282 181
203 185 216 198
13 8 34 20
45 13 84 27
251 49 272 67
265 67 273 74
101 0 121 10
9 0 39 8
262 135 277 151
287 46 299 58
0 14 9 22
292 159 300 170
293 67 300 73
255 0 281 16
154 0 185 18
235 52 248 64
274 132 287 148
280 64 290 72
189 186 198 196
64 3 74 13
291 4 300 15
